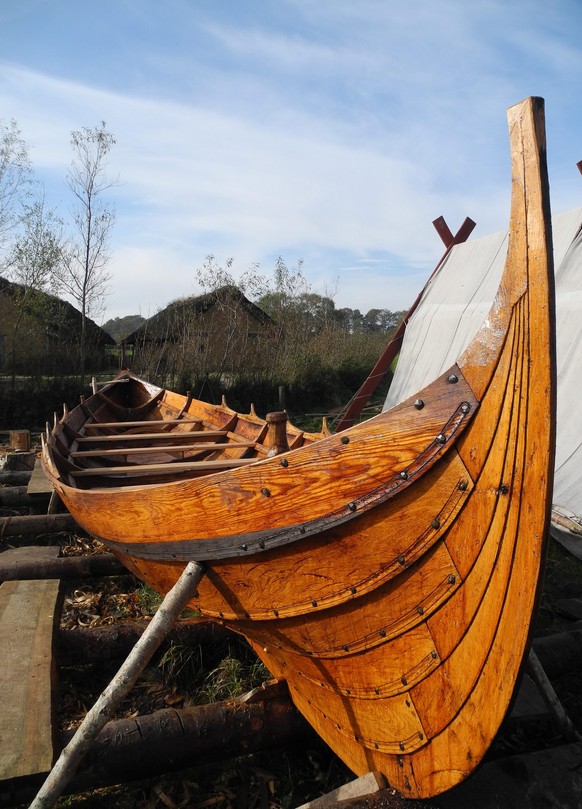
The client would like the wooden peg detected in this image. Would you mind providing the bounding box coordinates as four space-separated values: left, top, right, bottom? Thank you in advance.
266 411 290 457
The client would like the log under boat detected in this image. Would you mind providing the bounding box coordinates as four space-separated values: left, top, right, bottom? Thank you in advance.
42 97 556 798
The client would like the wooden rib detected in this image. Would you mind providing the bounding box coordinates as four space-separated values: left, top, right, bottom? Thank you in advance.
71 442 257 458
96 387 164 418
76 430 229 444
70 458 258 476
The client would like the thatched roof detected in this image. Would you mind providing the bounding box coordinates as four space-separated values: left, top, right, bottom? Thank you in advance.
0 276 115 347
124 285 275 344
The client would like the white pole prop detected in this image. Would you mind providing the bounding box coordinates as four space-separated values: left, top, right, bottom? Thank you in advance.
30 561 205 809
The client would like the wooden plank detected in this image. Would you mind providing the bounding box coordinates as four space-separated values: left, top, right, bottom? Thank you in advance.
27 459 54 496
75 430 228 444
71 441 256 458
295 772 387 808
70 457 258 476
0 579 62 779
82 418 200 429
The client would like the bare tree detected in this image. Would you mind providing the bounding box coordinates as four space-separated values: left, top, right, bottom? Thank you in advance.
59 121 118 384
4 196 64 388
0 118 34 261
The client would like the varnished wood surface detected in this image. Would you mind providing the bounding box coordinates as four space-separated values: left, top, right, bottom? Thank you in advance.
41 98 555 798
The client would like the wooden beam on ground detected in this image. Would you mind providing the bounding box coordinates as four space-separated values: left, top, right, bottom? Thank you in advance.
58 617 233 665
0 487 51 508
0 579 62 782
1 685 311 806
0 548 125 581
0 513 77 537
0 471 32 486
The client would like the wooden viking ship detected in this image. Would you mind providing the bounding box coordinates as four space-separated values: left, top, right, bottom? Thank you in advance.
42 97 555 798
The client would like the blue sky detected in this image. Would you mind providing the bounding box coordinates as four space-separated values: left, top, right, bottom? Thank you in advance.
1 0 581 322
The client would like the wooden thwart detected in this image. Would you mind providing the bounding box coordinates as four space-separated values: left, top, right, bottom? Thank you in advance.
71 440 256 458
75 430 228 443
82 418 201 429
70 457 257 476
0 578 62 781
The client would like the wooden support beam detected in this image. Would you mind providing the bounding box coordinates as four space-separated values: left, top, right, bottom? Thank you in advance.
0 513 76 537
0 549 125 581
3 686 311 806
0 487 51 508
58 617 233 665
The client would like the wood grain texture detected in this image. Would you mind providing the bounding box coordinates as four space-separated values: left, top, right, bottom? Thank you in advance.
40 97 555 798
0 579 61 779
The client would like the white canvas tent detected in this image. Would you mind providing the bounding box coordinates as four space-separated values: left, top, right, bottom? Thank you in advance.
384 207 582 557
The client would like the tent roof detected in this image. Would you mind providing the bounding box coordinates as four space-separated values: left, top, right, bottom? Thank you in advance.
384 207 582 547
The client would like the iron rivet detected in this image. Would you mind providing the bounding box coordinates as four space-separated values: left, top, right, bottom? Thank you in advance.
398 756 404 768
406 699 411 707
259 539 265 549
417 606 424 615
399 742 405 751
375 742 379 749
399 470 409 480
244 612 250 619
341 435 350 444
498 483 509 495
431 650 437 659
414 399 425 410
418 732 424 740
375 688 380 695
240 544 248 551
261 487 271 497
448 374 458 384
346 688 351 695
273 609 279 617
280 457 288 467
350 586 357 594
397 554 405 565
448 574 456 584
431 518 441 530
219 612 224 618
312 599 318 607
379 628 387 638
458 479 468 491
461 402 470 414
342 644 349 652
348 502 357 512
401 676 408 686
299 526 306 534
436 433 446 444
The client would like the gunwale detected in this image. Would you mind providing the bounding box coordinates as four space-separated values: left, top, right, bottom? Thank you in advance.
41 97 555 798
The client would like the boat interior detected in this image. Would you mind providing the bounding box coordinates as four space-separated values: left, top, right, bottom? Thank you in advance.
44 371 326 488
